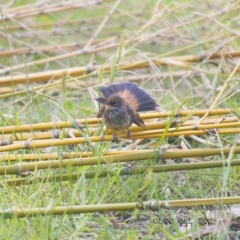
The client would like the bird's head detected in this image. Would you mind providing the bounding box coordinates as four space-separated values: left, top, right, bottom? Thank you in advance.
95 94 126 109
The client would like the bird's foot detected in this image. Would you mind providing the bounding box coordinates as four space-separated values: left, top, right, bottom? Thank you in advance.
112 134 119 142
127 129 131 138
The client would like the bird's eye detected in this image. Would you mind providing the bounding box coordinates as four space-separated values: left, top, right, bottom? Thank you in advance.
111 102 117 105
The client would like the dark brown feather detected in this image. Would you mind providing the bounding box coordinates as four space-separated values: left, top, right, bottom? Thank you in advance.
97 106 106 118
126 106 147 129
132 112 147 129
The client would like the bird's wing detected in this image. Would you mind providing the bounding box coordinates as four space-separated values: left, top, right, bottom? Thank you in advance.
97 105 106 118
127 107 147 129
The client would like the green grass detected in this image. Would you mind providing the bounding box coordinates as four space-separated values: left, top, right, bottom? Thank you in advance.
0 0 240 239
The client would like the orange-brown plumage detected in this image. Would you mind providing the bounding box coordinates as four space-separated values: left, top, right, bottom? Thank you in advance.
95 81 158 140
116 89 139 110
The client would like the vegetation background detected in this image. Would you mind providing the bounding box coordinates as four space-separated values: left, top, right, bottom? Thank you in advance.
0 0 240 239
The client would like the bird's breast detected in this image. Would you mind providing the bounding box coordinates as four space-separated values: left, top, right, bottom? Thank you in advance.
103 108 132 131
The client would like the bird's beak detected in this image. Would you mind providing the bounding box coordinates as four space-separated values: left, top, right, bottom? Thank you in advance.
94 97 107 105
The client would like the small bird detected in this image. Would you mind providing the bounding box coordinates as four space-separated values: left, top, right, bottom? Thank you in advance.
95 81 159 141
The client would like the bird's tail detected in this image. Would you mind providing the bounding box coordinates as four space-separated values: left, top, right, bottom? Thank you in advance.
100 81 158 112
